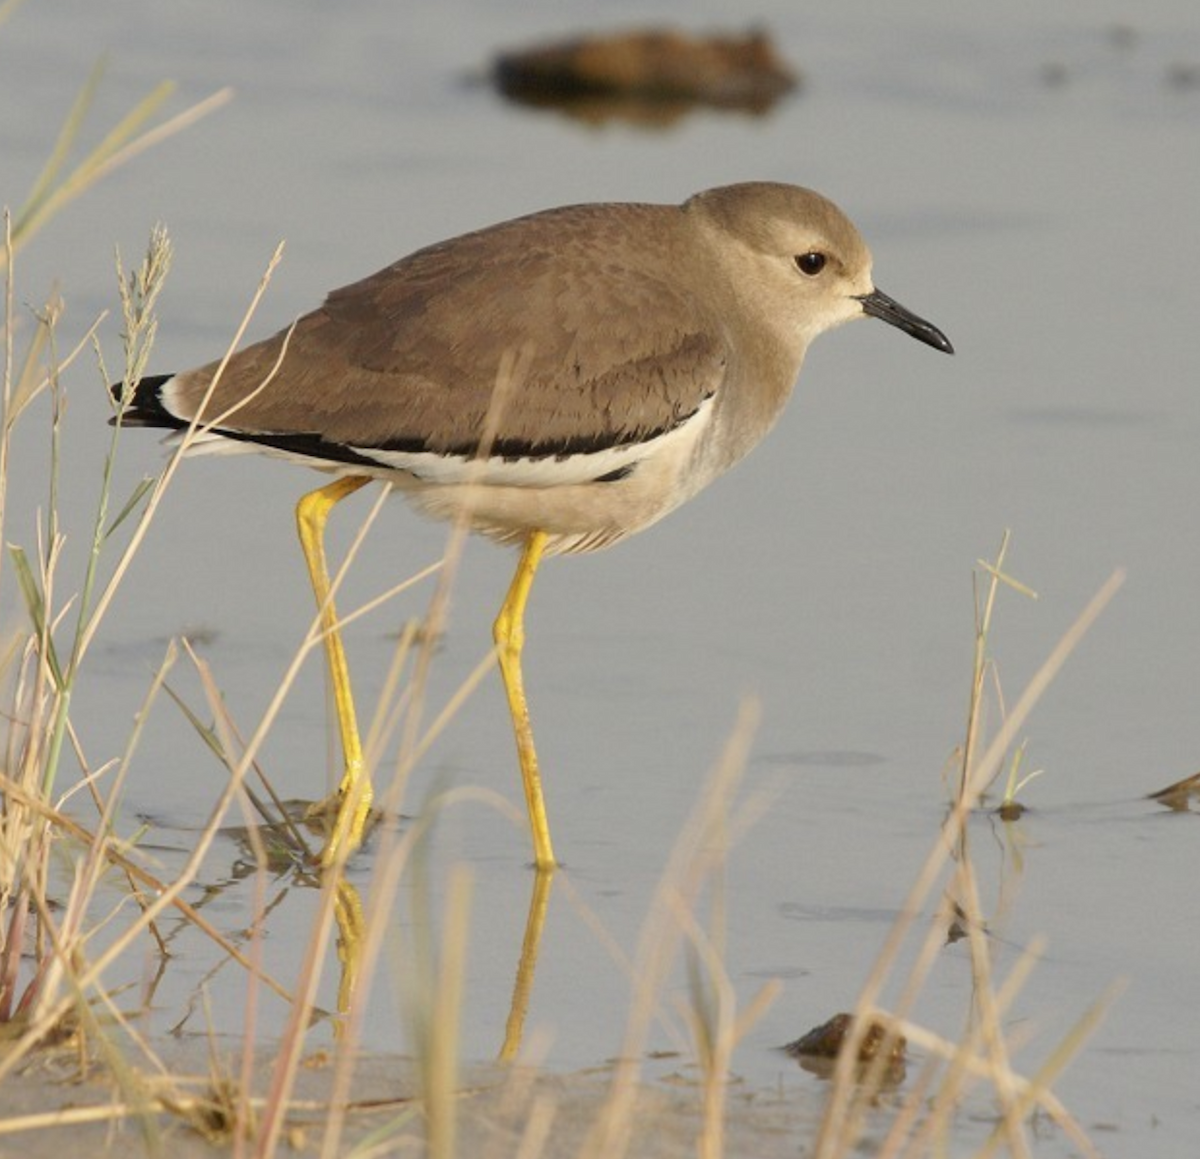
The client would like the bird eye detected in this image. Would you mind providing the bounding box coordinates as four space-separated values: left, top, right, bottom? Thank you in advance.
794 252 827 276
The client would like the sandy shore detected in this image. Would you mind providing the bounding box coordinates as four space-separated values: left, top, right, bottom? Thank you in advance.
0 1040 819 1157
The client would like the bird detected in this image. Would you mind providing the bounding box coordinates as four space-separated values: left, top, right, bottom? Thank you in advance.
113 181 953 871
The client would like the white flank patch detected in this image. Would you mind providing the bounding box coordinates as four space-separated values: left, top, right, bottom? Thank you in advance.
350 395 715 487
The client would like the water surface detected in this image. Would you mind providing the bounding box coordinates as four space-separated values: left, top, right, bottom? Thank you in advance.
3 2 1199 1154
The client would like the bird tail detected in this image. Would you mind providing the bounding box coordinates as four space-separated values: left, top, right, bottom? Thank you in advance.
109 374 185 430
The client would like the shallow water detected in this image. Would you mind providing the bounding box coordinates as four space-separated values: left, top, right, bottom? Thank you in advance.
3 1 1200 1154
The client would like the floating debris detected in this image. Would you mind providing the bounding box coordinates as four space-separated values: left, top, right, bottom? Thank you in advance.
995 798 1029 821
1148 770 1200 811
492 28 798 125
783 1012 907 1084
945 900 970 946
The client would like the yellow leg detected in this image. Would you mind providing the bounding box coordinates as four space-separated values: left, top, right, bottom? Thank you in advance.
493 530 556 870
296 475 373 864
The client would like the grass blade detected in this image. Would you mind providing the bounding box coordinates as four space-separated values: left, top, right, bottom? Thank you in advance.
6 545 62 688
103 476 155 541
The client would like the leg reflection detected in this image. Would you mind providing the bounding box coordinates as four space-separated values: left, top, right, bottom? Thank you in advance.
499 866 555 1061
333 874 365 1023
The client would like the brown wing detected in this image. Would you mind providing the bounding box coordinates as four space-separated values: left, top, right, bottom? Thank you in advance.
165 201 727 457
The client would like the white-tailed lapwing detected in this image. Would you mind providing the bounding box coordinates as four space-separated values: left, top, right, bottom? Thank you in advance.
114 182 953 869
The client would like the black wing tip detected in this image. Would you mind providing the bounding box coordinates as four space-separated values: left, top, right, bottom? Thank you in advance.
109 373 184 428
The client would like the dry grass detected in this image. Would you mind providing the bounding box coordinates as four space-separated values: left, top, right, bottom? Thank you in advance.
808 543 1123 1159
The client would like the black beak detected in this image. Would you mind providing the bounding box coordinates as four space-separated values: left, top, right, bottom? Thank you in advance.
857 288 954 354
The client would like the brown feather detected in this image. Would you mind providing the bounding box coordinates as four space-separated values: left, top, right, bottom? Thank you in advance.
165 202 726 456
